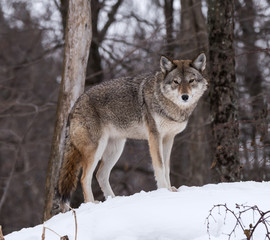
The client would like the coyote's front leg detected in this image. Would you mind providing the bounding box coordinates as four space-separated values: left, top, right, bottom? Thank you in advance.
162 135 177 192
148 131 168 189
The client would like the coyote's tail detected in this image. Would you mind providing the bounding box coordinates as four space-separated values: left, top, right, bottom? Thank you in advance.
58 136 81 209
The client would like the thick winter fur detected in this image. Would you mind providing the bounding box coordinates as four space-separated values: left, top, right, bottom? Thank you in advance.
58 53 208 209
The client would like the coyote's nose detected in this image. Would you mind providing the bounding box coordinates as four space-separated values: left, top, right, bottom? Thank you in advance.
181 94 189 101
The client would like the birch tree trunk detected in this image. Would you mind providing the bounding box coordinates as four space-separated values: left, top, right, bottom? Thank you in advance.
207 0 240 182
43 0 92 221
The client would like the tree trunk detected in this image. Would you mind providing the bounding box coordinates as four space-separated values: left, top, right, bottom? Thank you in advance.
181 0 210 186
163 0 174 55
207 0 240 182
43 0 92 221
59 0 69 35
179 0 208 59
85 0 123 86
171 0 210 187
236 0 267 178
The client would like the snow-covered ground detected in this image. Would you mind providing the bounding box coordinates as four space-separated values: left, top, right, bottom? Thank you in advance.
5 181 270 240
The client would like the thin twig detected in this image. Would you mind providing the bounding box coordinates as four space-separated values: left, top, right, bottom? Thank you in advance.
41 223 45 240
66 204 78 240
206 204 270 240
0 226 4 240
41 223 69 240
44 227 62 238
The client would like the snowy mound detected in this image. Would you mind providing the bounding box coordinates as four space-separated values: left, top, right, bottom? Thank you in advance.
5 181 270 240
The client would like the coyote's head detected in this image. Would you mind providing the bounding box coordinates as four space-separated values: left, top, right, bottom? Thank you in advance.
160 53 208 107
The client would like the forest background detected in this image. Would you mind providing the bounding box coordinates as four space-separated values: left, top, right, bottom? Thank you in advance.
0 0 269 235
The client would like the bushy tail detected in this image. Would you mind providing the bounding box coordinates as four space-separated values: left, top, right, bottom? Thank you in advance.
58 136 81 209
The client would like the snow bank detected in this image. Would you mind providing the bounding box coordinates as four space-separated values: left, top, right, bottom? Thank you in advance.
5 181 270 240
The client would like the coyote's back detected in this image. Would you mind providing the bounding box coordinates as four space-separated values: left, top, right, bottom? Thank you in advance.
58 53 208 210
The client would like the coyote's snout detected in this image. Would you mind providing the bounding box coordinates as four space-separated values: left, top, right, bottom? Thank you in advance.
58 53 208 210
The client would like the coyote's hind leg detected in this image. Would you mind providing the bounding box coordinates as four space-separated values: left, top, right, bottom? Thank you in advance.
96 138 126 199
80 135 108 202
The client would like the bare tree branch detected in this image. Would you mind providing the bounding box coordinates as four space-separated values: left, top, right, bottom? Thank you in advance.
99 0 123 41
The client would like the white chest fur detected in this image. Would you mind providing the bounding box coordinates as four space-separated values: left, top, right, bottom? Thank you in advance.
154 114 188 137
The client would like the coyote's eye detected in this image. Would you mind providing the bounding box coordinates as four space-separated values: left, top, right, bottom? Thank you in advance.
173 80 178 84
189 78 195 83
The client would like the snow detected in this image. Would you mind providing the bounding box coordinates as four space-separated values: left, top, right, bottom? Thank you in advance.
5 181 270 240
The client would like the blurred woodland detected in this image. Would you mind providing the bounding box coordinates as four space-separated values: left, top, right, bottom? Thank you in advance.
0 0 269 235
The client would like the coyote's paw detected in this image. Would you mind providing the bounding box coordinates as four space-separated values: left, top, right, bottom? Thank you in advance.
170 186 178 192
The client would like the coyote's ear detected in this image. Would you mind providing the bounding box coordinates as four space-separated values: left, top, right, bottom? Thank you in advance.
192 53 206 72
160 56 175 74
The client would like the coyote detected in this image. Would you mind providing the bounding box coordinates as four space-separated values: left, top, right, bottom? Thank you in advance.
58 53 208 209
